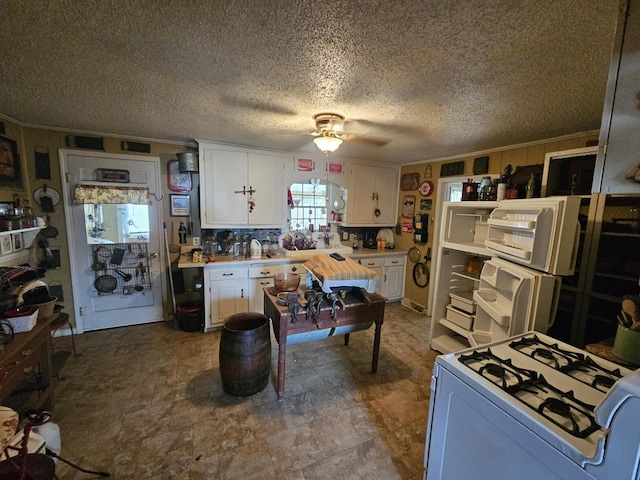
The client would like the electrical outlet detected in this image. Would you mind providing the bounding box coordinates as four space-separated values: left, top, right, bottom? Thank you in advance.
349 234 355 241
342 231 349 241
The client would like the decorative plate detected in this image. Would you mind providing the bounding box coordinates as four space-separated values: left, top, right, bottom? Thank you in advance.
408 246 421 263
419 180 434 197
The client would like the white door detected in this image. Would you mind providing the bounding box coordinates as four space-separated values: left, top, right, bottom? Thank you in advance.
60 150 166 332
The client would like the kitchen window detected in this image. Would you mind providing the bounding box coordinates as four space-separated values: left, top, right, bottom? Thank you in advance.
289 179 327 231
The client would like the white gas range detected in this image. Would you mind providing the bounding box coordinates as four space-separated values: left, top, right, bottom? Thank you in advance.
424 332 640 480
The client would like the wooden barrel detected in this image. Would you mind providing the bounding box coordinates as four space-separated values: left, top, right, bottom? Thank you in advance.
219 313 271 396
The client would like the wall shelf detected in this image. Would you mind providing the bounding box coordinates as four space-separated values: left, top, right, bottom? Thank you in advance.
0 226 43 252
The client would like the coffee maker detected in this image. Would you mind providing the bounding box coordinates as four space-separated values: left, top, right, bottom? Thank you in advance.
363 230 377 249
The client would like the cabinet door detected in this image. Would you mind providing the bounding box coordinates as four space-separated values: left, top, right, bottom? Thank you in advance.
248 153 285 226
200 149 248 227
382 257 405 300
348 165 398 225
374 166 399 225
210 278 249 327
348 165 377 224
250 277 274 313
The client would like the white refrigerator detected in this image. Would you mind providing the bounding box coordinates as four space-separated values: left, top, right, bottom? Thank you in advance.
429 196 581 353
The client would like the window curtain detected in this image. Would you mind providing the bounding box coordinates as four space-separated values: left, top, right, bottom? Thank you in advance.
72 184 152 205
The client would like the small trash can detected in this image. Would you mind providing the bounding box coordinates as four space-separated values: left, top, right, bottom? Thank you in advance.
177 300 204 332
219 313 271 397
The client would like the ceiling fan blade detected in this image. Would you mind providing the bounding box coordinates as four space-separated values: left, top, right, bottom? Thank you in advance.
343 134 390 147
348 118 424 136
221 95 297 116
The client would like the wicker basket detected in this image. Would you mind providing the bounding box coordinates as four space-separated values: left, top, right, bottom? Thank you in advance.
24 297 57 320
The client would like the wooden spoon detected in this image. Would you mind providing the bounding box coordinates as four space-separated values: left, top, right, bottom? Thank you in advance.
622 299 639 322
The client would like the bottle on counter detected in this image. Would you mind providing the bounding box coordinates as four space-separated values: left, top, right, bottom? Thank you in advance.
178 221 187 244
525 173 538 199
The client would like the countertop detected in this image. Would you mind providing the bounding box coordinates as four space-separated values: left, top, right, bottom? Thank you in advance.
177 246 407 269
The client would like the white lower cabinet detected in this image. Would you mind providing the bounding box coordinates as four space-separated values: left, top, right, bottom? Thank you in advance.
205 266 249 329
356 257 383 295
381 256 406 301
351 254 406 301
248 265 282 314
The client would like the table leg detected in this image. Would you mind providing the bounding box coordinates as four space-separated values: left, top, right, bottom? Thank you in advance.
277 339 286 400
344 332 350 345
371 319 382 373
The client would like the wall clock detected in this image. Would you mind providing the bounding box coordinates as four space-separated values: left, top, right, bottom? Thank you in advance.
167 159 192 192
419 180 434 197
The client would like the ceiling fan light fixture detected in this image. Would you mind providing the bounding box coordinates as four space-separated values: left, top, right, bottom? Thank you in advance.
313 134 343 153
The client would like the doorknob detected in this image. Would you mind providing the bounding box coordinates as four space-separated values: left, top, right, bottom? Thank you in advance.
150 252 159 259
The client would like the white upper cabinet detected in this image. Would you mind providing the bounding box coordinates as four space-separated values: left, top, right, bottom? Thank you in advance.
346 164 399 226
199 142 286 228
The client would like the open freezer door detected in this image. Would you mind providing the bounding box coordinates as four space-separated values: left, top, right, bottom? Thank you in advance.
484 196 581 275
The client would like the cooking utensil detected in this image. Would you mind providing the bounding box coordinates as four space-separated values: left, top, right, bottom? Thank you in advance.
114 269 132 282
622 298 639 322
94 274 117 293
408 247 421 263
40 225 58 238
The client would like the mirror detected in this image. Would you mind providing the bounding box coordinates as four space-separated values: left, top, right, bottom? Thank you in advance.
288 179 346 231
84 204 150 244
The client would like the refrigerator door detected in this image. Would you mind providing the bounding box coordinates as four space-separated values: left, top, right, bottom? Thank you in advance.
471 257 556 346
485 196 581 275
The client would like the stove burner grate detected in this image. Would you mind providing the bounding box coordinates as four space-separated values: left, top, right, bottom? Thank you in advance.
459 348 601 439
510 374 600 439
509 335 623 392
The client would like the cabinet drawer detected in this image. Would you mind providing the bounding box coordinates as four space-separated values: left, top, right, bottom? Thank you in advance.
248 265 282 278
383 256 406 267
208 268 248 281
281 263 306 274
357 257 383 268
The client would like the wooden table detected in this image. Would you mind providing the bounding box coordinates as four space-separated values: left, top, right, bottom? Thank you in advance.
0 318 54 417
263 287 386 400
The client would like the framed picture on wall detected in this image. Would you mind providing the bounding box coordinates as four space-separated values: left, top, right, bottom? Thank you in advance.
0 135 22 187
170 194 190 216
11 233 22 251
0 235 12 255
402 195 416 218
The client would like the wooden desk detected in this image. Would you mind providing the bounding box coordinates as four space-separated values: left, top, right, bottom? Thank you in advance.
263 287 386 400
0 318 54 417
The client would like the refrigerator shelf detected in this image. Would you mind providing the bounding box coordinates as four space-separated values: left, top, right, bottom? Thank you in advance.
485 239 532 260
487 218 536 229
439 317 472 337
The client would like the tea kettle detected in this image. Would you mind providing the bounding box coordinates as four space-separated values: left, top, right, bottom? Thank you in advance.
250 239 262 259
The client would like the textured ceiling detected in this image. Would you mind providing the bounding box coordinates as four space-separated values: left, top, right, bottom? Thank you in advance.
0 0 620 164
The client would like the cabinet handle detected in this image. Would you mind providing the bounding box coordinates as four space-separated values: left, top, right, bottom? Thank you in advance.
259 281 269 286
261 271 270 275
22 349 32 357
384 274 387 282
391 260 398 264
241 289 244 298
367 262 375 266
23 366 33 374
222 273 234 277
291 267 297 272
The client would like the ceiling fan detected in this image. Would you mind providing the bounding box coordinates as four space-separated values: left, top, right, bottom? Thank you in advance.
311 113 390 153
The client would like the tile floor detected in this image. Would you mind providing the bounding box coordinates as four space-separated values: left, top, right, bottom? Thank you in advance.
51 303 437 479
